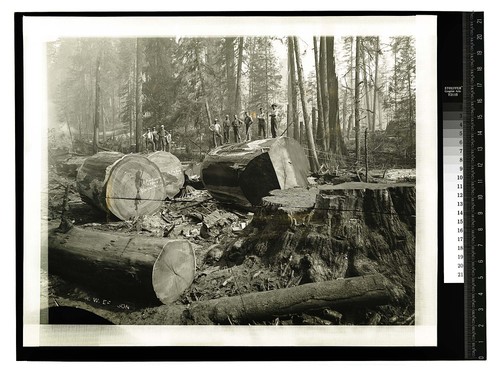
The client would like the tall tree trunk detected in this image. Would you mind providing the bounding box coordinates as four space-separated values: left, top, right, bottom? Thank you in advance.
354 37 361 163
361 40 372 131
342 84 348 135
93 52 101 154
234 37 244 114
393 43 398 121
64 112 74 152
111 88 115 139
293 36 320 172
225 37 236 116
287 37 299 141
348 37 355 140
378 93 383 130
326 37 346 156
371 37 380 131
313 36 326 150
135 38 143 153
102 103 106 143
319 37 329 148
129 68 134 147
408 68 414 155
265 40 270 136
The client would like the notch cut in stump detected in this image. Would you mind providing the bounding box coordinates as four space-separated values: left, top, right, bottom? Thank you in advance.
146 151 185 199
201 136 310 209
48 226 195 306
76 152 165 220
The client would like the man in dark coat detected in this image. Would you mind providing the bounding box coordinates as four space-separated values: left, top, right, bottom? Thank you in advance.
244 111 253 141
231 115 243 143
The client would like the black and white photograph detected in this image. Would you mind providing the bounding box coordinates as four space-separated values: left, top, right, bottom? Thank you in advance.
22 15 437 347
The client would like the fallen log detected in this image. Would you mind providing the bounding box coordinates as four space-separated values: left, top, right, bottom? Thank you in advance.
146 151 185 199
198 274 390 324
76 151 165 220
48 226 195 306
56 155 88 177
200 136 310 208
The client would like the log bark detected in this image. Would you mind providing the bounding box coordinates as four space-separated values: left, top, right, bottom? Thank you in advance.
146 151 185 199
76 151 165 220
48 226 194 306
200 137 309 208
187 274 391 324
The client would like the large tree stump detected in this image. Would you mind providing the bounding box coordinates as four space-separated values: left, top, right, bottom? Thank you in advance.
76 152 165 220
48 226 195 305
227 182 416 304
146 151 185 199
200 136 310 208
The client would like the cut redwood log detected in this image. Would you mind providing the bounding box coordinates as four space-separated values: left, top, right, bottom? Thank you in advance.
76 151 165 220
200 136 310 208
146 151 185 199
153 239 196 304
48 226 195 306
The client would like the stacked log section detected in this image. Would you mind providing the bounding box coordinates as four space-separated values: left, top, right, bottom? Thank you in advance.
76 152 165 220
48 227 194 306
146 151 185 199
201 137 310 209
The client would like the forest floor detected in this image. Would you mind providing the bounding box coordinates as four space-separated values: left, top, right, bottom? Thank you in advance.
43 153 416 326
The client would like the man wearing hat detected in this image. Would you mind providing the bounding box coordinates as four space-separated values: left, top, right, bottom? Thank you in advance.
158 124 166 151
211 118 223 147
270 104 278 138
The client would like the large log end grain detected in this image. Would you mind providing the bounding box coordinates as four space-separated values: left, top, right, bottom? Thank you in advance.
152 240 196 304
77 152 165 220
146 151 185 199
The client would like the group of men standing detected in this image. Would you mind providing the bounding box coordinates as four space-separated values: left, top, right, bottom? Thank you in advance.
142 124 172 152
210 104 278 147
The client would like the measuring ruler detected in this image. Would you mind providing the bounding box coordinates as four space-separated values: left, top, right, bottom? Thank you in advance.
463 11 486 360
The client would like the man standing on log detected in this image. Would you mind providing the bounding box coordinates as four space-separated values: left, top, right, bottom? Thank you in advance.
210 118 223 147
223 115 231 144
232 114 243 143
257 107 266 139
244 111 253 141
166 130 172 152
152 127 159 151
270 104 278 138
142 128 155 152
158 125 166 151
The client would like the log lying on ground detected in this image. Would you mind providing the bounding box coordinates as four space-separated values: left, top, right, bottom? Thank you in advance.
196 274 390 324
56 155 88 177
201 136 310 208
146 151 185 199
76 152 165 220
48 226 195 305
